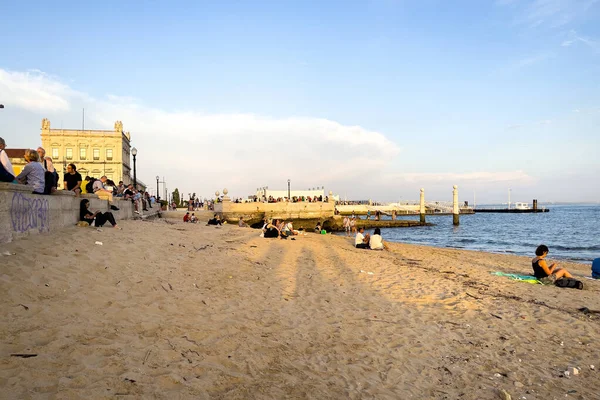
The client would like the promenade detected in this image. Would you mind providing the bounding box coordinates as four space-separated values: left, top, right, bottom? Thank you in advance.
1 217 598 399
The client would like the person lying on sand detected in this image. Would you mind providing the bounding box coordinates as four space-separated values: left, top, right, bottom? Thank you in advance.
532 244 573 283
369 228 390 251
355 227 370 249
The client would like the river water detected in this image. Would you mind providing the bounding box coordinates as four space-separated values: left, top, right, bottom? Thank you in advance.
352 204 599 263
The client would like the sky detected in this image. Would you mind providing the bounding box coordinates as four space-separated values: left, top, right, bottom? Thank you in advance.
0 0 599 203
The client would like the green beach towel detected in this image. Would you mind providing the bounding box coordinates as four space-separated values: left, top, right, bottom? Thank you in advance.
491 271 541 284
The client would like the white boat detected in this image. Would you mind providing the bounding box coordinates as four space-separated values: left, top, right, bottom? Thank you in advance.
514 202 530 210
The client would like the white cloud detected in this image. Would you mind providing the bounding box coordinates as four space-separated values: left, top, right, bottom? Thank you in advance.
498 0 599 29
0 69 74 112
0 68 537 201
391 171 534 185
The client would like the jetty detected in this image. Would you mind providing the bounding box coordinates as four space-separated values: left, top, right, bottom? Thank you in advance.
474 200 549 213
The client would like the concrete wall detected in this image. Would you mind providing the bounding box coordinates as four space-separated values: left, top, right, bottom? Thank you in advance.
214 199 335 224
0 182 133 244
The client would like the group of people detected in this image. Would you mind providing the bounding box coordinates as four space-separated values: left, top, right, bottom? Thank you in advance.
183 212 199 223
262 218 300 239
254 195 329 203
0 138 158 215
354 227 390 250
1 143 55 194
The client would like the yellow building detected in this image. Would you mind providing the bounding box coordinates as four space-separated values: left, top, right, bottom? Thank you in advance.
40 118 141 189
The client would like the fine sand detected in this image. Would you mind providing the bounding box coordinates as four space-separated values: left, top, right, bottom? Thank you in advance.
1 213 599 399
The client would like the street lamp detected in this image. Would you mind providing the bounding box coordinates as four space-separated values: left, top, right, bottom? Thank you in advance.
156 175 160 201
131 147 138 189
288 179 290 199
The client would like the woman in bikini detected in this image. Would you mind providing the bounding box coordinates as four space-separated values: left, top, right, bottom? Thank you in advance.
532 244 572 283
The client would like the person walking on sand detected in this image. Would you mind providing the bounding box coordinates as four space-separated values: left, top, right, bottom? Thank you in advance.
343 216 350 236
532 244 573 284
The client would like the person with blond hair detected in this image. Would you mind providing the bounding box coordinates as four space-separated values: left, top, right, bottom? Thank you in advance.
16 149 45 194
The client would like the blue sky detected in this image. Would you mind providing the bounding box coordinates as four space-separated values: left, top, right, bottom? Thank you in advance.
1 0 599 202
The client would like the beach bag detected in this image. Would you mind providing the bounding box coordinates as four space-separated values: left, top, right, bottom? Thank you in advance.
555 278 583 290
592 258 600 279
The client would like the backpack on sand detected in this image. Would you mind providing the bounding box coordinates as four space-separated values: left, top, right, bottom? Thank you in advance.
555 278 583 290
592 258 600 279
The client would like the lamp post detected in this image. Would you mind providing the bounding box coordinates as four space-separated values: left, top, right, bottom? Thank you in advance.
156 175 160 201
288 179 290 199
131 147 138 189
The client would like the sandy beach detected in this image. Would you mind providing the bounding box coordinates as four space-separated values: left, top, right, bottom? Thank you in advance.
1 212 599 399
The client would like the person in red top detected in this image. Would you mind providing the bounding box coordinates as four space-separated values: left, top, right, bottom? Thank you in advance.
183 212 190 222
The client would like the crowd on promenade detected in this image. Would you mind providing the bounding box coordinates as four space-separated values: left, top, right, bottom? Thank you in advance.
0 137 158 227
243 195 330 203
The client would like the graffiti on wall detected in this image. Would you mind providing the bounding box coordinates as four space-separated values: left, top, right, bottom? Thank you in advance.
10 193 50 233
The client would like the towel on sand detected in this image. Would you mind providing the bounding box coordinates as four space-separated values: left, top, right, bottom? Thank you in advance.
491 271 541 284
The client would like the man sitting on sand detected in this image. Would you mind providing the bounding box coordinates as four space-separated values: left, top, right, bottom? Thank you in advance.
190 213 198 223
207 214 222 225
238 217 248 227
183 212 190 222
355 227 370 249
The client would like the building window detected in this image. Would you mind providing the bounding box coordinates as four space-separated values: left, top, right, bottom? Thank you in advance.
66 148 73 160
80 148 86 160
106 149 113 160
52 148 59 159
93 149 100 160
106 174 113 181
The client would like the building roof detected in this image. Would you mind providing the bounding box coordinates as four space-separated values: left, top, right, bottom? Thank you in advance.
5 148 28 158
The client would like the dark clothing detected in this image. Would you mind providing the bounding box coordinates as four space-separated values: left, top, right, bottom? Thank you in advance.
355 243 369 249
532 259 548 279
207 218 222 225
81 210 117 227
64 172 82 191
264 227 279 238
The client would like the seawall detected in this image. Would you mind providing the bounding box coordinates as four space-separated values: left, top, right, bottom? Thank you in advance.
0 182 135 244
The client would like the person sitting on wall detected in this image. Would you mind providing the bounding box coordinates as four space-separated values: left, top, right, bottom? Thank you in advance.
183 212 190 222
123 184 139 214
63 163 82 195
0 137 17 183
369 228 390 251
16 149 46 194
79 199 120 229
93 176 120 211
80 176 90 194
355 227 370 249
207 214 222 226
532 244 573 284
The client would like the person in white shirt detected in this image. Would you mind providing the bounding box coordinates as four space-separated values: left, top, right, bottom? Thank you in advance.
369 228 390 251
0 137 16 182
355 227 370 249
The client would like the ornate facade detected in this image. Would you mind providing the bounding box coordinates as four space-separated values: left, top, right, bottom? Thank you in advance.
40 119 136 187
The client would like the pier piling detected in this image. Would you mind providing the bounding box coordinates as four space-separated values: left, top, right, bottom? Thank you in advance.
453 185 459 226
419 188 426 224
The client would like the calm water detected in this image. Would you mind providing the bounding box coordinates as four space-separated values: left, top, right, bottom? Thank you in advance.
354 205 600 263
